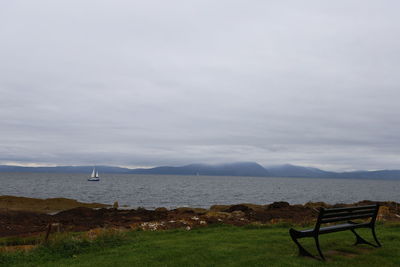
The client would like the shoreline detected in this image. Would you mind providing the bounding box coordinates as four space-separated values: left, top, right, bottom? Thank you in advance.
0 195 399 238
2 195 400 213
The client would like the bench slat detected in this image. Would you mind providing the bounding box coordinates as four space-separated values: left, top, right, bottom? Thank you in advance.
322 205 377 214
322 209 376 219
321 213 375 223
298 222 371 235
319 222 371 234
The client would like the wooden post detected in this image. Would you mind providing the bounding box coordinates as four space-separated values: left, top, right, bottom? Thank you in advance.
44 223 52 243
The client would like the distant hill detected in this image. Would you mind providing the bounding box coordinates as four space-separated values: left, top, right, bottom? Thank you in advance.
130 162 269 177
266 164 335 178
266 164 400 180
332 170 400 180
0 162 399 180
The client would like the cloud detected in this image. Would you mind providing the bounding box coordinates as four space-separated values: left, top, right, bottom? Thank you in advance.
1 0 400 170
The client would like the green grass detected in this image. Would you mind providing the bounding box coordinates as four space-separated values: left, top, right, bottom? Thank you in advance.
1 223 400 266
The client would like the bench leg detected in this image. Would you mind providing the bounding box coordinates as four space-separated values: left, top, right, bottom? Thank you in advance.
314 236 325 261
289 229 315 259
371 227 381 247
350 229 379 248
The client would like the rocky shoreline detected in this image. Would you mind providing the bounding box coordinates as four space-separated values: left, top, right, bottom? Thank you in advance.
0 196 399 238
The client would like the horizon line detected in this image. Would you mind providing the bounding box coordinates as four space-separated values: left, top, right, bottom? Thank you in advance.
0 162 397 173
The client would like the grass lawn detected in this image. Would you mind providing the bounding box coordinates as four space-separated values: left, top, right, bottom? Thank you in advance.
1 223 399 266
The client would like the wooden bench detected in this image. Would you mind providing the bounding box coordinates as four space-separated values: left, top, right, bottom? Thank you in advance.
289 204 381 260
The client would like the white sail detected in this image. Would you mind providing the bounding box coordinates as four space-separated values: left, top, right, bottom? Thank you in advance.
88 167 100 181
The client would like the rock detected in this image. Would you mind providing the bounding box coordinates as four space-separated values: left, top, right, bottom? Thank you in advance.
239 203 266 212
155 207 168 212
173 207 207 215
230 211 246 218
140 221 165 231
55 207 98 218
225 204 251 213
304 202 330 209
191 208 208 215
204 211 231 220
137 207 148 212
205 211 230 217
268 202 290 209
209 205 230 212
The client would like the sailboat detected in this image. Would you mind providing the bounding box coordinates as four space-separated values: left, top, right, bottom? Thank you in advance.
88 168 100 181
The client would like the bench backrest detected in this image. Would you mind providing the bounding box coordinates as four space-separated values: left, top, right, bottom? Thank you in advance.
314 204 379 231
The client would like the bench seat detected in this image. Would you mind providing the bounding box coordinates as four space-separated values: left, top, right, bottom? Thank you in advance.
294 222 371 237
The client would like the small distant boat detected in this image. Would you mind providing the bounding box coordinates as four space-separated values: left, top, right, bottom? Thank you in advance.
88 168 100 181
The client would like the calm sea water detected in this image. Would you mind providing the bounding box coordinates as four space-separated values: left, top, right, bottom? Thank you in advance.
1 173 399 209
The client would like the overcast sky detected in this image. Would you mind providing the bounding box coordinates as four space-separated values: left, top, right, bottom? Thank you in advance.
1 1 400 171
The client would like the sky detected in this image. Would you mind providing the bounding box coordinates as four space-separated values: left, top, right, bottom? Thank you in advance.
1 0 400 171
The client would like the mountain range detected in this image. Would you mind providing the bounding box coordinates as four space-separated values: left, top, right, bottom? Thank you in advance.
0 162 399 180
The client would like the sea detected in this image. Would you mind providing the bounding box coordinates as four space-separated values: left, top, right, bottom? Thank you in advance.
1 173 399 209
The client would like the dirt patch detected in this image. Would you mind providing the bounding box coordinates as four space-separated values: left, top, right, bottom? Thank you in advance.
324 246 374 260
0 195 109 213
325 250 359 259
0 244 36 252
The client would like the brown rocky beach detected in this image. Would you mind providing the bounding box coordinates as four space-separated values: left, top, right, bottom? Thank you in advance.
0 195 399 238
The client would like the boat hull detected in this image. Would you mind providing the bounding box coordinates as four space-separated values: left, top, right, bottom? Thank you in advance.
87 178 100 181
